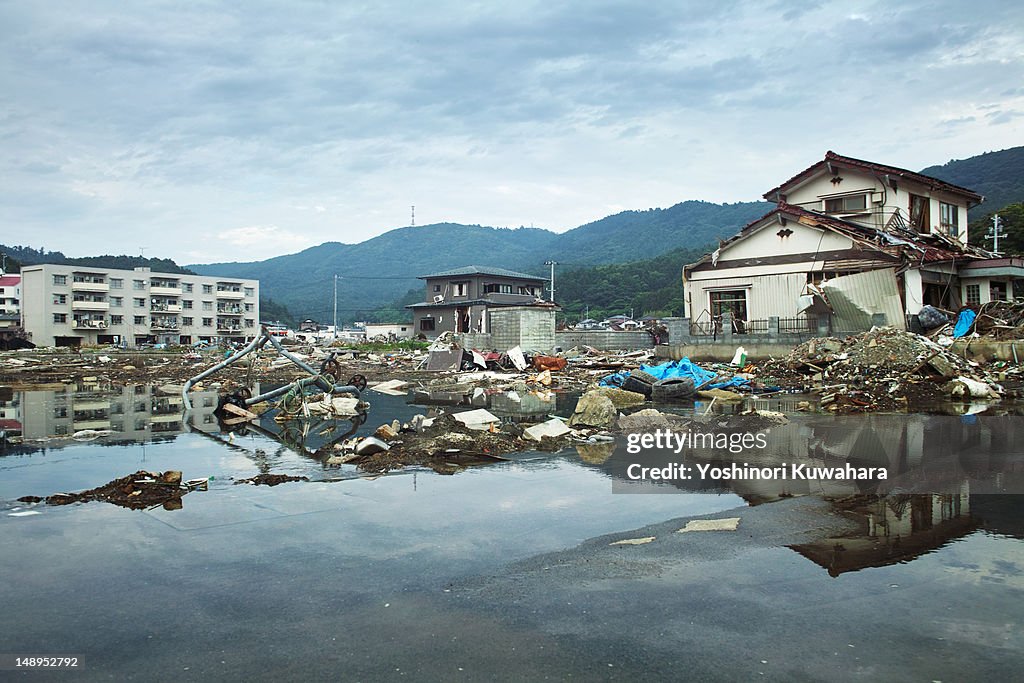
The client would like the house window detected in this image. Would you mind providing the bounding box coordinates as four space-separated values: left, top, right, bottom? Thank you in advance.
202 284 213 294
134 297 146 307
909 194 930 233
134 316 146 325
518 286 537 296
110 296 122 307
133 279 146 290
940 202 960 237
52 294 66 305
182 283 193 293
990 282 1007 302
709 290 748 321
420 318 436 332
182 317 193 326
453 281 469 296
53 274 66 285
244 287 254 297
824 194 867 213
433 284 441 293
202 301 213 311
484 283 513 294
202 318 213 327
110 278 123 289
110 315 123 325
53 313 67 323
965 284 981 305
183 300 193 309
245 319 254 328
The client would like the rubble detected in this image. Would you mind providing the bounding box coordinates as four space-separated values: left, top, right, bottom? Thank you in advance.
29 470 207 510
568 391 618 429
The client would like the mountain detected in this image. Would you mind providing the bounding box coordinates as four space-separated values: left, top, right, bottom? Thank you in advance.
920 146 1024 220
189 202 770 320
0 245 193 275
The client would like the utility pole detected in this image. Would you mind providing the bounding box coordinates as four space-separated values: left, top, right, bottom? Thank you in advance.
986 214 1007 256
333 275 338 339
544 260 557 302
411 205 415 227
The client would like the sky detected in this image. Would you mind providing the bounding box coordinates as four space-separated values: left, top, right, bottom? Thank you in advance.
1 0 1022 265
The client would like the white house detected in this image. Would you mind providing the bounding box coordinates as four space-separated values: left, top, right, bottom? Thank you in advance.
683 152 1024 333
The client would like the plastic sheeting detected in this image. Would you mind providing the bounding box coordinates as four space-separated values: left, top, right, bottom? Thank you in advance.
599 359 749 391
953 309 977 338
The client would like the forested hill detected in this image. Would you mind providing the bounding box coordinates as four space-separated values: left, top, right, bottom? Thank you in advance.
921 145 1024 219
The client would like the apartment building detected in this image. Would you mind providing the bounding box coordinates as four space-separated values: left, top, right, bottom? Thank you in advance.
0 274 20 340
20 264 259 347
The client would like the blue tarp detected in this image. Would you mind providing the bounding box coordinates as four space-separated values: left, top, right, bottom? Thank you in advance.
953 309 977 338
599 358 749 391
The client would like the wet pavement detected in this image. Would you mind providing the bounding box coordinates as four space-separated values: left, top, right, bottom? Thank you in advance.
1 388 1023 680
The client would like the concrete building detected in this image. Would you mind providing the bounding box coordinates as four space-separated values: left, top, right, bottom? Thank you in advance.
407 265 549 338
363 322 414 340
683 151 1023 335
0 274 21 341
20 264 259 348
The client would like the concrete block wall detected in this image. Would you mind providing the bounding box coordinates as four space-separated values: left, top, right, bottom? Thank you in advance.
488 307 555 352
554 330 654 351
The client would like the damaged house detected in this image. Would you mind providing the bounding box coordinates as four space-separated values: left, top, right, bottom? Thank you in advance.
683 151 1024 334
407 266 554 339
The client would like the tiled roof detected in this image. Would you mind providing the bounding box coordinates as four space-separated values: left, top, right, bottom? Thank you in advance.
419 265 547 281
0 275 20 287
763 151 983 204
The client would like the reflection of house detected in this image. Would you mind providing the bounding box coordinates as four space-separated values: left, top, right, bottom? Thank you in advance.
790 492 977 577
683 152 1024 335
407 266 550 338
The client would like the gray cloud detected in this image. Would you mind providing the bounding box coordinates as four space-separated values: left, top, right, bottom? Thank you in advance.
1 0 1022 262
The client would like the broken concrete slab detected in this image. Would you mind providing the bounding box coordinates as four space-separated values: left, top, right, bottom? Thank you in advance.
524 418 571 441
610 536 656 546
370 379 409 395
590 386 646 408
677 518 741 533
568 391 617 429
697 388 744 402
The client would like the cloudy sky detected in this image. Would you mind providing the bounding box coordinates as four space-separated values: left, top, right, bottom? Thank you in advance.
2 0 1022 265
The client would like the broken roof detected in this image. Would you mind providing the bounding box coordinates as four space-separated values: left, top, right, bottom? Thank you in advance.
683 203 994 278
418 265 547 281
406 298 558 310
763 151 983 205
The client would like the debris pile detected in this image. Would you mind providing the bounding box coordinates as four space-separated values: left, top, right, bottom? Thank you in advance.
22 470 208 510
757 327 1003 412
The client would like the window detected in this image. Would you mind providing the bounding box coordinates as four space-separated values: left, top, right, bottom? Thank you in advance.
824 194 867 213
420 318 436 332
52 294 66 305
134 316 146 325
433 284 442 292
202 284 213 294
202 301 213 311
182 283 193 293
484 283 513 294
244 303 253 312
182 316 193 326
244 287 254 297
244 319 254 328
54 406 68 418
965 284 981 305
180 299 191 309
110 296 122 307
518 286 537 296
53 274 66 285
909 194 930 233
202 317 213 327
454 281 468 296
110 315 123 325
709 289 748 321
133 280 146 290
990 282 1007 302
110 278 123 289
940 202 960 237
53 313 67 324
134 297 146 307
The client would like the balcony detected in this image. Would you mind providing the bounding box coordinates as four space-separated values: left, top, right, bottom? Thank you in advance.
150 303 182 313
150 284 181 296
216 321 243 333
216 288 245 300
71 299 109 311
73 319 108 330
151 318 179 331
217 306 243 315
71 280 109 292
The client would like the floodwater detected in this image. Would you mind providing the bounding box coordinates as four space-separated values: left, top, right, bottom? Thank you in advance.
1 387 1023 681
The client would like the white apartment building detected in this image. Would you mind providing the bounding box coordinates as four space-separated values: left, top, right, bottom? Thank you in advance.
21 264 260 348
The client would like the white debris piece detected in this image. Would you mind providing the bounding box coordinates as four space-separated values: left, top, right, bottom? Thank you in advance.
610 536 655 546
370 379 409 396
308 396 361 416
453 409 500 430
507 346 528 371
677 518 741 533
523 418 571 441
